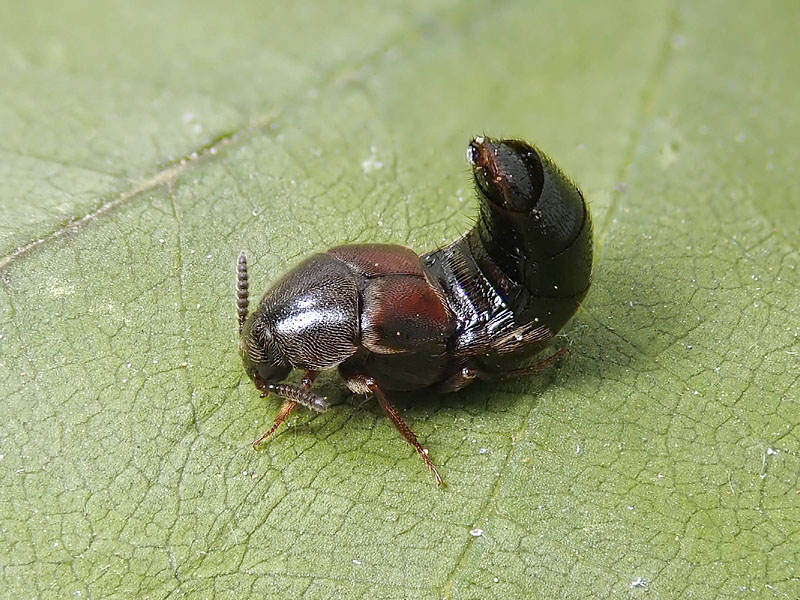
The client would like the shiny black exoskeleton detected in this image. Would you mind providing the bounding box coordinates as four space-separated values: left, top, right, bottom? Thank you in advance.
236 136 592 485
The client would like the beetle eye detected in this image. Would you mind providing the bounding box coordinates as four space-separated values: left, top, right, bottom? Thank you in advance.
466 143 480 165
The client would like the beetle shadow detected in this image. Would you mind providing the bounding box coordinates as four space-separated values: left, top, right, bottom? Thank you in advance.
258 292 664 458
316 357 568 431
344 303 660 423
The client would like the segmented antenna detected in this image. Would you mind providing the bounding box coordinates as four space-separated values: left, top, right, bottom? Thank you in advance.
236 251 249 333
268 383 328 412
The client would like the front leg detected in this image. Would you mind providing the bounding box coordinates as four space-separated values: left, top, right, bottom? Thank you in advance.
252 370 326 448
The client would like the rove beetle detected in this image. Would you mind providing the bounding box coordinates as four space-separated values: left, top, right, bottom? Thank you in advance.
236 136 592 485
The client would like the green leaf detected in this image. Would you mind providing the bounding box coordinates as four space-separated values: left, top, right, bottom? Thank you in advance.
1 1 798 598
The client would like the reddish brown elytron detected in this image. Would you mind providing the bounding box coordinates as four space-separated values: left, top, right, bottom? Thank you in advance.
236 136 593 485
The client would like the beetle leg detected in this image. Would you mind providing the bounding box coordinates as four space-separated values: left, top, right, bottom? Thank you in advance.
482 348 569 380
252 370 322 448
437 366 479 392
300 369 319 388
369 381 444 487
252 399 297 448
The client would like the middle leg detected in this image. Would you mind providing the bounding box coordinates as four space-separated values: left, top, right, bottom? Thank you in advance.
362 378 444 486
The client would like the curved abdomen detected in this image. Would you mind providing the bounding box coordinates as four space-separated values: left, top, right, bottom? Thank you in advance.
423 140 593 371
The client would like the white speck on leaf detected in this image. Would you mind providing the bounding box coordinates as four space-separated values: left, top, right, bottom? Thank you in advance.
361 146 384 173
469 528 483 537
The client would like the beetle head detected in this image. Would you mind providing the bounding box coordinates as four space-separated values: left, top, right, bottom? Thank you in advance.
467 136 545 212
239 315 292 390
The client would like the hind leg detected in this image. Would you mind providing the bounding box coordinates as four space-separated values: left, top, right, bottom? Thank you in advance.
439 348 569 391
483 348 569 380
